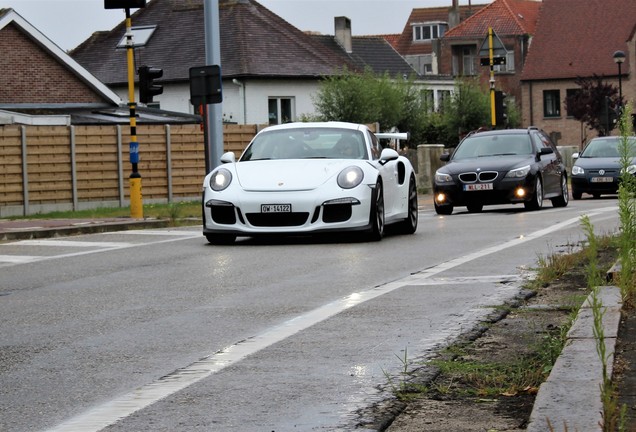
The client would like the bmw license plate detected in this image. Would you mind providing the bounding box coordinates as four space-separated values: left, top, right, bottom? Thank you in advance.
464 183 493 191
591 177 613 183
261 204 292 213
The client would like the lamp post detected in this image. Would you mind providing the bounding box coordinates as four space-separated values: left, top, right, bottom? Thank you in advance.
613 50 626 107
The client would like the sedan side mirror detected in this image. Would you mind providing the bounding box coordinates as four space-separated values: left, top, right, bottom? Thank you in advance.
539 147 554 156
440 153 450 162
220 151 236 164
572 152 580 160
379 148 400 162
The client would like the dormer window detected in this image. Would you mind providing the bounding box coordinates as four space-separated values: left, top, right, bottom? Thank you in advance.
116 25 157 48
412 22 447 42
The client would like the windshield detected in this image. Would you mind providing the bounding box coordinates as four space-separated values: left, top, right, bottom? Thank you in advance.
580 137 636 158
452 134 533 159
240 128 368 161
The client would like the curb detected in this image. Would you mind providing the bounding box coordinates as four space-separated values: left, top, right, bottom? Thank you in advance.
0 219 170 241
526 285 622 432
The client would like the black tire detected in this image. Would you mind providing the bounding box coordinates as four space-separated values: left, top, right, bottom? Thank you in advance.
524 176 544 211
466 203 484 213
551 175 569 208
434 202 453 215
395 176 418 234
205 234 236 245
367 180 385 241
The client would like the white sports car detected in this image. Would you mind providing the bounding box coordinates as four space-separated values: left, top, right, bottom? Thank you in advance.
202 122 418 244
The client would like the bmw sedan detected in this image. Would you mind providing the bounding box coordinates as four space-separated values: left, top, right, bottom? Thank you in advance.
570 136 636 199
433 128 569 215
202 122 418 244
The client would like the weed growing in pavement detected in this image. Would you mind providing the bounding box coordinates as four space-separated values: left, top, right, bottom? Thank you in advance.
616 104 636 305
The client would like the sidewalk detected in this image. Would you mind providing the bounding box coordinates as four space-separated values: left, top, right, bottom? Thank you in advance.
0 217 168 241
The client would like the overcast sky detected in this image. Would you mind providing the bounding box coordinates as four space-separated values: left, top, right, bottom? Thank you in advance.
0 0 485 51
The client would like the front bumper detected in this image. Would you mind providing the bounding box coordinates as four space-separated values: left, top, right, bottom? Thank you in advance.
571 175 620 195
433 176 534 207
202 186 375 236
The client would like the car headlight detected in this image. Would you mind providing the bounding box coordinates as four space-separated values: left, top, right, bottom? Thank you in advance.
435 170 453 183
571 165 585 175
505 165 531 178
337 166 364 189
209 168 232 191
625 164 636 175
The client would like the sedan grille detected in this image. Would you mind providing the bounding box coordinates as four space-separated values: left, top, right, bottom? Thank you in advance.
246 212 310 227
459 171 498 183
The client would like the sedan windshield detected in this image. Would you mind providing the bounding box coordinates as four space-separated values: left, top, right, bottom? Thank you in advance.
241 128 367 161
452 135 533 159
580 137 636 158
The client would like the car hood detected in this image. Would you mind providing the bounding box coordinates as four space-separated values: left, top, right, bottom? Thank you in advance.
441 155 534 175
233 159 359 191
574 157 636 169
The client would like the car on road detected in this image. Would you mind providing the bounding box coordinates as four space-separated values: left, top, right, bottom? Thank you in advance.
433 127 569 215
202 122 418 244
570 136 636 199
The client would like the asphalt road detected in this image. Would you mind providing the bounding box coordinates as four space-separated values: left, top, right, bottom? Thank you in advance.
0 197 621 431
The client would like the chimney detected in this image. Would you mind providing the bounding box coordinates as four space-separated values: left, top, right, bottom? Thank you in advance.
448 0 460 28
335 16 352 53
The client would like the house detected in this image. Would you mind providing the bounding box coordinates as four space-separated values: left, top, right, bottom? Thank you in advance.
437 0 541 106
0 8 199 125
520 0 635 147
391 1 488 77
70 0 417 126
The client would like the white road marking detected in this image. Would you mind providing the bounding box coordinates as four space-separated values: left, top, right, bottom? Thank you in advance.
10 240 133 248
0 255 44 264
47 206 619 432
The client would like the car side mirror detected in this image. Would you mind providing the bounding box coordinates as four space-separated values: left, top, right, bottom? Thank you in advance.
572 152 579 160
220 151 236 164
379 148 399 162
538 147 554 156
440 153 450 162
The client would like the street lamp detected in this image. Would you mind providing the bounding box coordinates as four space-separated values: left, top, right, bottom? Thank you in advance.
613 50 626 107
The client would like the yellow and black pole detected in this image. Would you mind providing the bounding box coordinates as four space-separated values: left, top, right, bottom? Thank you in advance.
488 27 496 128
125 8 143 218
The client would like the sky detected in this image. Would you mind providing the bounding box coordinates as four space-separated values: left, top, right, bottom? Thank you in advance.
0 0 480 51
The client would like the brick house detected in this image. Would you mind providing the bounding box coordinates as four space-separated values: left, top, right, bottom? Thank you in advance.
437 0 541 107
520 0 635 148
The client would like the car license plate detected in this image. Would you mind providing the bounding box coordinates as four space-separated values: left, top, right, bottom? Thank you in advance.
464 183 493 191
591 177 613 183
261 204 292 213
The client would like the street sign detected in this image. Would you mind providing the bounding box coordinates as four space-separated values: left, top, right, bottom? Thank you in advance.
478 30 507 57
189 65 222 105
480 56 506 66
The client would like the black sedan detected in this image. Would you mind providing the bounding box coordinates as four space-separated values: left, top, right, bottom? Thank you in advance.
570 136 636 199
433 128 569 215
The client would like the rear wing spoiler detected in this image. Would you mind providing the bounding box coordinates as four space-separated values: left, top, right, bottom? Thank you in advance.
375 132 409 141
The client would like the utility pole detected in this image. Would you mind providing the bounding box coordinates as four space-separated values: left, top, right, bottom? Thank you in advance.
203 0 223 173
104 0 146 218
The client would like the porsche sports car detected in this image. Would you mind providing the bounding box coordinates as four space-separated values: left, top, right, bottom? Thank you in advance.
570 136 636 199
202 122 418 244
433 127 569 215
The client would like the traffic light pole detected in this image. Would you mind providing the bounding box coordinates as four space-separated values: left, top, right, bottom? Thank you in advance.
488 27 496 128
125 8 143 218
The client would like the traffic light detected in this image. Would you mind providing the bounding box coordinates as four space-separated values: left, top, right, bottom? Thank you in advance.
138 65 163 104
495 90 508 127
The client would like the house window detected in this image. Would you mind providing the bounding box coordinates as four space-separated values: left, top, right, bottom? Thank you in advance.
438 90 452 112
565 88 580 117
116 25 157 48
422 89 435 112
494 51 515 72
412 22 447 42
268 97 294 125
543 90 561 118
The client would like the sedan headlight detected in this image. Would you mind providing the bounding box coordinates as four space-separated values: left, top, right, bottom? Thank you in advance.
435 171 453 183
209 168 232 191
571 165 585 175
505 165 531 178
623 164 636 175
337 166 364 189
